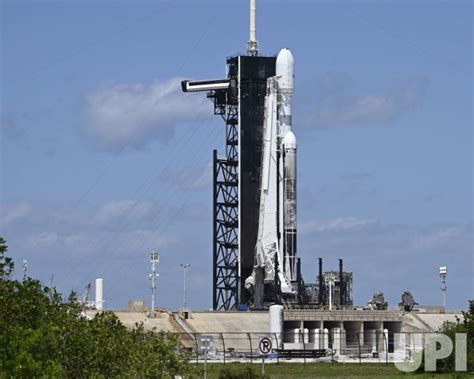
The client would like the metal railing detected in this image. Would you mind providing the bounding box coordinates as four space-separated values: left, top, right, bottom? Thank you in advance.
166 331 446 364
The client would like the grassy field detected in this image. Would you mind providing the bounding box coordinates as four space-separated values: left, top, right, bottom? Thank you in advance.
189 362 470 378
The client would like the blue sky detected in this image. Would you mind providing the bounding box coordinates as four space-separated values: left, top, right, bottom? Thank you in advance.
1 0 472 310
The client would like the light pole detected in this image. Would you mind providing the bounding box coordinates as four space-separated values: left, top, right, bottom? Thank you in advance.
180 263 190 310
149 251 160 314
325 272 336 311
439 266 447 312
22 259 28 281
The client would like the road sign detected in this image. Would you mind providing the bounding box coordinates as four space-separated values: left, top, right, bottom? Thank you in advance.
259 337 272 356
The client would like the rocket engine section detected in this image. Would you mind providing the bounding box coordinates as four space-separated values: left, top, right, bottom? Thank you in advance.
245 48 298 304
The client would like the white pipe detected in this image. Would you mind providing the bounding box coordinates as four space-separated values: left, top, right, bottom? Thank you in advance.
247 0 258 55
328 280 333 310
304 328 309 343
313 328 320 349
294 328 300 344
95 278 104 310
249 0 256 43
323 328 329 349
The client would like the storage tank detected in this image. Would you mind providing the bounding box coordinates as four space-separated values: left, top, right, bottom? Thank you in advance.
269 304 284 349
95 278 104 310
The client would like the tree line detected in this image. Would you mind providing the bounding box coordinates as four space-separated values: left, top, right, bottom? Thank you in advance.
0 236 191 377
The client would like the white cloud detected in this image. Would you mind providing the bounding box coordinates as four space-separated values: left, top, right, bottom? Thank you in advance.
300 217 377 234
413 227 462 250
160 162 212 191
83 78 211 152
0 202 32 226
93 200 155 226
305 75 429 127
27 231 61 249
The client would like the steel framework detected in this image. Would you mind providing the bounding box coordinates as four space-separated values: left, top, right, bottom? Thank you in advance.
210 79 240 310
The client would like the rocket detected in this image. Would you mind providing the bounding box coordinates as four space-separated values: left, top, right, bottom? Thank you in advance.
277 48 297 282
246 48 297 296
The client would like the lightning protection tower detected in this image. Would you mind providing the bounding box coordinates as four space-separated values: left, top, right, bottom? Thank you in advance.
149 250 160 314
439 266 447 312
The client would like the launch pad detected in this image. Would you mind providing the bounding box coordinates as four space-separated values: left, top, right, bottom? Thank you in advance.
181 1 354 312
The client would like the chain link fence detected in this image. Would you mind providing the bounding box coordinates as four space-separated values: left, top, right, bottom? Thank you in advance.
170 331 449 364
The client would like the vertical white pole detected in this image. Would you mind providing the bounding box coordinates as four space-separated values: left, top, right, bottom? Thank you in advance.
95 278 104 310
181 263 190 310
184 267 187 310
314 328 320 349
247 0 258 55
323 328 329 350
328 279 333 310
151 260 156 313
249 0 256 41
204 337 208 379
150 251 159 315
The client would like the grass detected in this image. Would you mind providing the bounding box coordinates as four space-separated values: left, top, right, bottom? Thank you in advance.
189 362 471 378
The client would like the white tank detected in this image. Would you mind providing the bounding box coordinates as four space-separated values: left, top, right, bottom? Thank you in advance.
95 278 104 310
323 328 329 349
303 328 309 343
294 328 300 344
313 328 320 349
383 328 389 352
269 304 284 348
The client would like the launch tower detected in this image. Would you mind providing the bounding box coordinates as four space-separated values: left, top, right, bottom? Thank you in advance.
182 0 300 310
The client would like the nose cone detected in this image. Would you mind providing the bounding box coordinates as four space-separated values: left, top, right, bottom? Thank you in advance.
276 48 294 93
283 130 296 149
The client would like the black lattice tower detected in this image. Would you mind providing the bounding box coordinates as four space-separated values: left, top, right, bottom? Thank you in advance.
209 62 239 310
209 56 276 310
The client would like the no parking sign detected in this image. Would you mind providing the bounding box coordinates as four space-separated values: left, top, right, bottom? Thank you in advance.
259 337 272 356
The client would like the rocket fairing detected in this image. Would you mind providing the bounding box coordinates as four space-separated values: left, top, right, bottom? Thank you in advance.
245 48 297 295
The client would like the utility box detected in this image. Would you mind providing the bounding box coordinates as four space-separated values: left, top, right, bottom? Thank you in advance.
128 300 145 312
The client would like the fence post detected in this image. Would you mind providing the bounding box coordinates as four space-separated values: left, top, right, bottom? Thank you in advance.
330 331 334 364
273 332 279 365
193 333 199 364
220 333 226 364
356 332 361 365
247 333 253 364
302 331 306 365
383 329 389 365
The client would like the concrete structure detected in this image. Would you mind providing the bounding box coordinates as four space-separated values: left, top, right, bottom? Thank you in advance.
281 309 402 354
128 300 145 312
85 307 463 361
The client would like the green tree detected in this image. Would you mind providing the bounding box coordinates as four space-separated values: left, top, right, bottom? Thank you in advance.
417 300 474 374
0 237 14 280
437 300 474 372
0 236 191 377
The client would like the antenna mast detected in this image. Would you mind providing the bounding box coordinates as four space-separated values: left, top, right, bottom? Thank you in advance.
149 250 160 314
247 0 258 56
22 259 28 281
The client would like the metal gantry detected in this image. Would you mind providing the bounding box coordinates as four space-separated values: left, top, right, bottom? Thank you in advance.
210 71 240 310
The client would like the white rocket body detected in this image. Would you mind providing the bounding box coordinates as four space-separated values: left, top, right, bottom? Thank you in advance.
246 48 297 295
277 49 297 282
